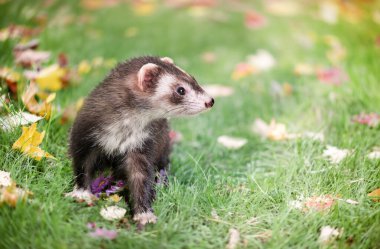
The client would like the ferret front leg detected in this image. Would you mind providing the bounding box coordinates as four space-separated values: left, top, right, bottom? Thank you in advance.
125 152 157 227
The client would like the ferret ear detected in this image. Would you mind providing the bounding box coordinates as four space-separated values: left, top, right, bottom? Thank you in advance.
161 57 174 64
137 63 161 91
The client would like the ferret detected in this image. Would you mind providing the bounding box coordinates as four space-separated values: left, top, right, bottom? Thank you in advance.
66 56 214 226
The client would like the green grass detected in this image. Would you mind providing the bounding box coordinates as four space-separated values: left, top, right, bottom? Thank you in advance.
1 1 380 248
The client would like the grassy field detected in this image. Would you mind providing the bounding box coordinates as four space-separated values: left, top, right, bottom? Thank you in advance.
1 1 380 248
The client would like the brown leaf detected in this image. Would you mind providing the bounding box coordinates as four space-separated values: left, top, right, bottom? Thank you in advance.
14 49 51 68
21 82 55 119
13 39 40 52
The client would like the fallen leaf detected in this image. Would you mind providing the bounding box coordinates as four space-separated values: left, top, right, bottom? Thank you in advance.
0 25 40 41
0 111 43 131
0 170 12 187
294 63 315 76
252 118 287 141
247 49 276 72
89 228 118 240
265 1 300 16
368 188 380 202
319 2 339 24
232 63 255 80
133 2 156 16
12 122 55 161
0 182 32 207
323 145 351 164
226 228 240 249
78 60 91 75
211 208 220 220
324 35 346 64
13 39 40 52
22 82 55 119
100 205 127 221
317 68 348 85
217 135 247 149
245 11 267 29
108 194 122 203
304 195 335 212
319 226 342 245
203 85 234 97
201 52 216 63
14 50 51 68
352 113 380 128
368 147 380 160
32 64 67 91
0 67 20 96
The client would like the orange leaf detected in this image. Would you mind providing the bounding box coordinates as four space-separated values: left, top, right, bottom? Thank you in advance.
21 82 55 120
368 188 380 202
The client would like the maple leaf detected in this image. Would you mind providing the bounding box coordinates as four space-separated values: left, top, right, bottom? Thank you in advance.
12 123 55 161
27 64 67 91
22 82 55 120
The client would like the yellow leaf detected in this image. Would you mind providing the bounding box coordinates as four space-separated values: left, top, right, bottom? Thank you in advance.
35 64 66 91
78 60 91 75
12 123 55 161
133 2 156 16
22 82 55 120
368 188 380 202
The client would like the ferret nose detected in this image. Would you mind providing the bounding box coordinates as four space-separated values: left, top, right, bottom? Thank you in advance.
205 98 214 108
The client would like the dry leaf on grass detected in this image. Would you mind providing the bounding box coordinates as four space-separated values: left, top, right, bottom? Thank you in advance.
0 67 20 96
78 60 91 75
289 195 336 212
247 50 276 72
252 118 288 141
323 145 352 164
100 205 126 221
217 136 247 149
318 226 342 245
203 85 234 97
317 68 348 86
0 112 43 131
226 228 240 249
0 170 12 187
201 52 216 63
232 63 255 80
14 50 51 68
25 64 68 91
133 2 156 16
22 82 55 120
265 1 300 16
0 179 32 207
12 122 55 161
367 147 380 160
368 188 380 202
352 113 380 128
319 2 338 24
89 227 118 240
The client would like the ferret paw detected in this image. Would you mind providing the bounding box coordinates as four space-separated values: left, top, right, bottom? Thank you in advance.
65 187 97 205
133 211 157 226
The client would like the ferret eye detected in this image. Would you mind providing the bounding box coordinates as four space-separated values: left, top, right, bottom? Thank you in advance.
176 87 186 96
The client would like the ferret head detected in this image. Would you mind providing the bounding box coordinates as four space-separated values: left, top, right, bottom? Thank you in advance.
135 57 214 117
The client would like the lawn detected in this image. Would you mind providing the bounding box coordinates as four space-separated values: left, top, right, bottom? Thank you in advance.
1 0 380 248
